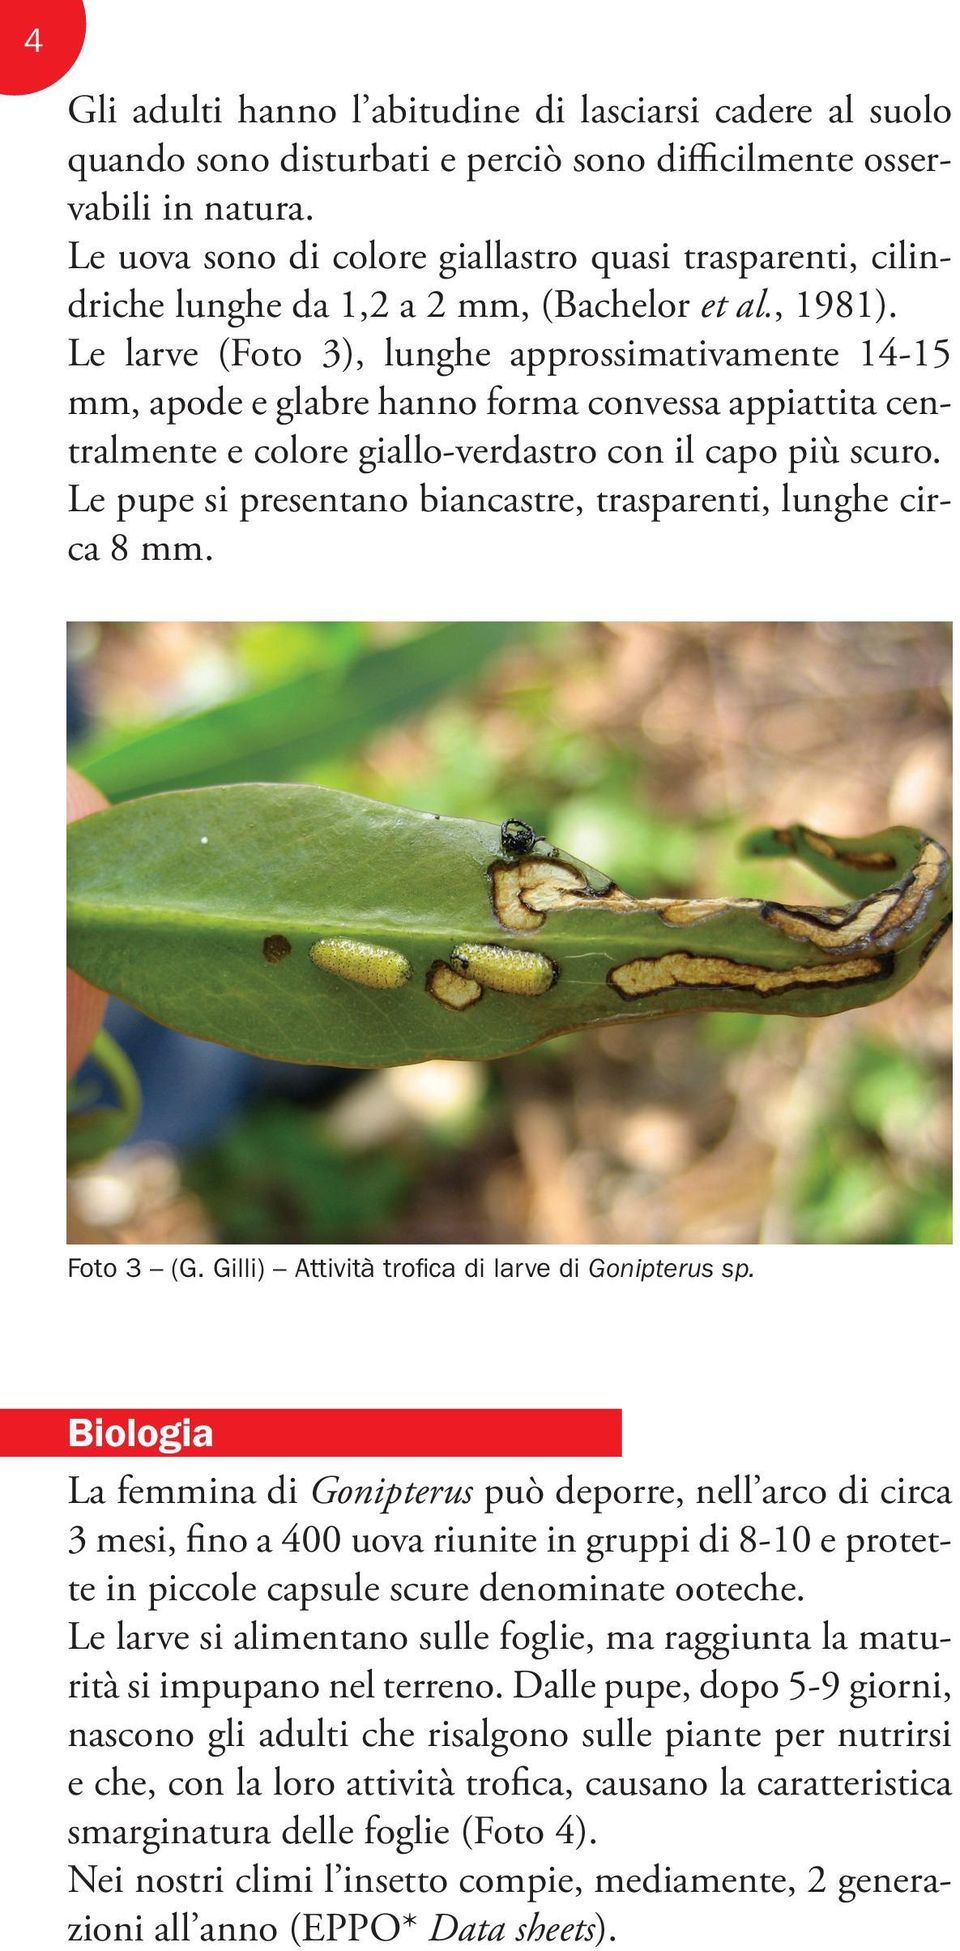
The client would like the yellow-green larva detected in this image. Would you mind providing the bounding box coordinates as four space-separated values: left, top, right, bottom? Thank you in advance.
309 938 412 989
450 943 556 996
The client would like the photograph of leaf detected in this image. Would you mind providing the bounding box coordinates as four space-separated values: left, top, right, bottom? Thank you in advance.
67 621 952 1248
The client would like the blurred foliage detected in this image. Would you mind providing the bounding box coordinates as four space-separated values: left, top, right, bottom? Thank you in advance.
186 1104 413 1246
70 621 531 800
68 619 952 1247
792 1040 950 1246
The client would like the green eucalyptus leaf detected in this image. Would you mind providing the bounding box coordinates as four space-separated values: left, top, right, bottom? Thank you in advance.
70 622 528 802
67 787 952 1069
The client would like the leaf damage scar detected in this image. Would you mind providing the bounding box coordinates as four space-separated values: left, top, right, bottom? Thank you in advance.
769 825 897 871
490 858 618 932
758 841 949 951
489 856 735 933
426 961 483 1010
608 949 892 1001
490 831 951 962
309 939 412 989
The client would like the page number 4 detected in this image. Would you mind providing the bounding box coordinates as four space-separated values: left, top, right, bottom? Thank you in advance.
1 2 87 95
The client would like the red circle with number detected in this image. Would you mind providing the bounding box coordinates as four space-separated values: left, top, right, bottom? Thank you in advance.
0 1 86 95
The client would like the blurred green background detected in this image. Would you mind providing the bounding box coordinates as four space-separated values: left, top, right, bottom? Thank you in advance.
67 620 952 1247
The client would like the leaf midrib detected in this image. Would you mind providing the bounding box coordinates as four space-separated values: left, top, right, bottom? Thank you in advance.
66 896 842 969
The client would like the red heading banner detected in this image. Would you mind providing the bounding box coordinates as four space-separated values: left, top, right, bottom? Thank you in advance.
0 1408 621 1458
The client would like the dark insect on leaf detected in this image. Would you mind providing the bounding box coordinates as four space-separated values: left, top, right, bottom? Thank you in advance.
500 817 538 856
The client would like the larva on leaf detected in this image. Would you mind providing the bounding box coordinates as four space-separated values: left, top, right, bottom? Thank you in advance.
309 939 412 989
451 943 557 996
